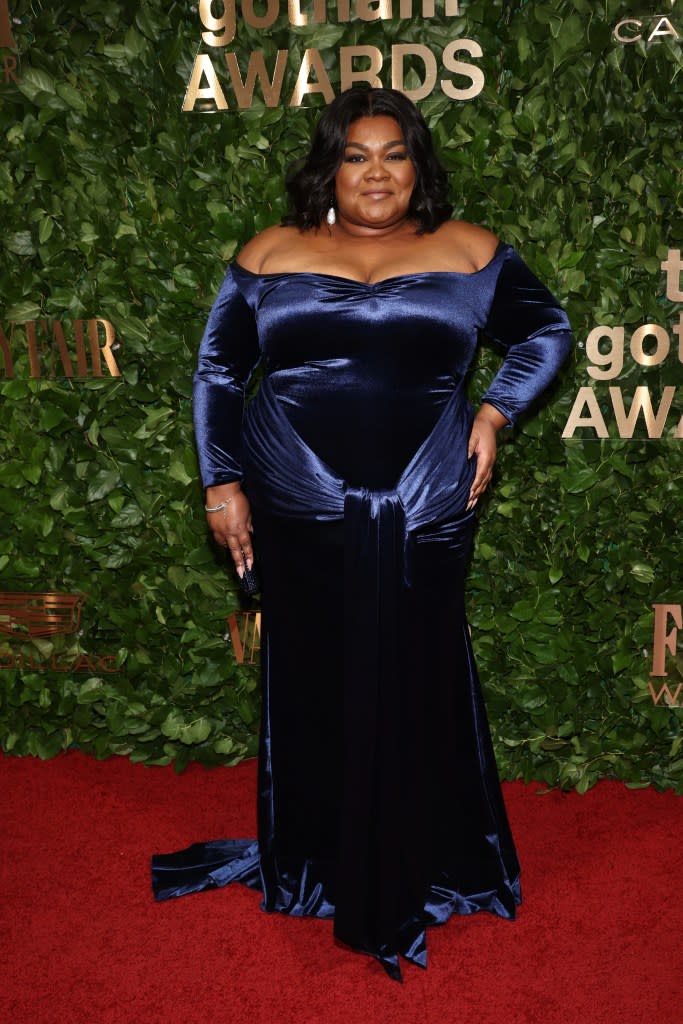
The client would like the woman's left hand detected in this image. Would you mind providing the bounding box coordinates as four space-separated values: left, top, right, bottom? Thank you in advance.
466 403 508 511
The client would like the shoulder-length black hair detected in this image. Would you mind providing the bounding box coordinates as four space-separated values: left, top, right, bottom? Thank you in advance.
282 87 452 234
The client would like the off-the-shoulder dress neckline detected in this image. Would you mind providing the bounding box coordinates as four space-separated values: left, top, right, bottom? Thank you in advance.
232 241 509 288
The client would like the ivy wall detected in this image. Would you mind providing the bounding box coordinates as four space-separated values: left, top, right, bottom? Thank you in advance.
0 0 681 789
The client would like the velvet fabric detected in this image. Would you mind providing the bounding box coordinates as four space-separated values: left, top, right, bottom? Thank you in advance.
152 242 573 980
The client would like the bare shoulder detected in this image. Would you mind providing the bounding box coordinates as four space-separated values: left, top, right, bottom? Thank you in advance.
435 220 500 271
235 225 301 273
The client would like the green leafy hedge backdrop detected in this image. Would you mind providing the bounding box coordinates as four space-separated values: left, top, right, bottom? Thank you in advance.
1 0 681 789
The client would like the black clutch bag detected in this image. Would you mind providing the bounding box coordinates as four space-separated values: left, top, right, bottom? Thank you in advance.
239 563 260 597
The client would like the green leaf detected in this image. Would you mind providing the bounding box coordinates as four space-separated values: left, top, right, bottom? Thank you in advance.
38 218 55 244
18 67 57 97
110 504 144 528
612 652 633 674
630 562 655 585
86 470 121 502
214 737 235 754
169 457 193 486
6 231 36 256
55 83 88 113
509 600 536 622
562 467 599 494
5 300 43 320
49 484 72 511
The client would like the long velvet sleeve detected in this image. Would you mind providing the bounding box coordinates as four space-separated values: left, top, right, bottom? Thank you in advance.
193 268 261 487
480 248 573 424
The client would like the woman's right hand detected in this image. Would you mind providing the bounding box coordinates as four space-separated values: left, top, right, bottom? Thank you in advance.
205 483 254 576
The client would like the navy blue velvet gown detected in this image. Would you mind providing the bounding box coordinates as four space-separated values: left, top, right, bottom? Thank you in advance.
152 242 573 979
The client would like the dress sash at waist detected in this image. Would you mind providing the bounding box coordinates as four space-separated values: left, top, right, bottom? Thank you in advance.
242 375 476 531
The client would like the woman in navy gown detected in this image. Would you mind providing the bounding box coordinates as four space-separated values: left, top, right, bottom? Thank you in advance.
152 87 572 980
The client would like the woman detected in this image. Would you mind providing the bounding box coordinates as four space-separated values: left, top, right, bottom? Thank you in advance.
153 88 572 980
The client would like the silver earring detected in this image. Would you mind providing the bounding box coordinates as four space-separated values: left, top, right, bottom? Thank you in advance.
326 205 336 226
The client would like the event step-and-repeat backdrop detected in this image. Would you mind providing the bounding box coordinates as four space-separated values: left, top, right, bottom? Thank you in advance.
0 0 681 788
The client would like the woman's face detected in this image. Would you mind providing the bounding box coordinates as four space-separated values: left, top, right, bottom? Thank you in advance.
333 116 416 233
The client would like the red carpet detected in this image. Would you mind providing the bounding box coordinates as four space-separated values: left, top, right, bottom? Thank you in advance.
1 751 681 1024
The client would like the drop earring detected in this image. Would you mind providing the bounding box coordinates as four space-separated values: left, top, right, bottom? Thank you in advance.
326 204 336 226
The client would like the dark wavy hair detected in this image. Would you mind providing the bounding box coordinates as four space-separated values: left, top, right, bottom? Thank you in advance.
282 88 452 235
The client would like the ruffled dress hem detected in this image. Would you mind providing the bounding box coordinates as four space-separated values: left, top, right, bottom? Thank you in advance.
152 839 521 981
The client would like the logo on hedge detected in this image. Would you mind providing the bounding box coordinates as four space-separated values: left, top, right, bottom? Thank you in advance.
0 591 85 638
183 0 485 111
0 0 15 48
562 248 683 440
649 603 682 707
1 0 18 86
0 591 120 673
613 11 681 45
0 319 121 379
227 611 261 664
